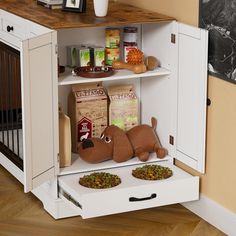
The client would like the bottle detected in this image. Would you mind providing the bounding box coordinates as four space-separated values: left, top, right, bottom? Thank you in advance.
59 110 72 167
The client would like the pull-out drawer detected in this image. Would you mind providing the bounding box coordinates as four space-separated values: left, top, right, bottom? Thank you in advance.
0 10 53 48
0 10 28 41
58 161 199 219
2 16 26 39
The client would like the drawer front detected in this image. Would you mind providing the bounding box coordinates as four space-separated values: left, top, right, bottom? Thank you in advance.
59 162 199 219
1 14 27 40
0 10 52 43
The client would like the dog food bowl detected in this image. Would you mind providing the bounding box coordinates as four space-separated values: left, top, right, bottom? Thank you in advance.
132 164 173 181
79 172 121 189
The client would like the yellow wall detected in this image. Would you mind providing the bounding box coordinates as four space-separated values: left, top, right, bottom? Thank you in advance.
118 0 236 213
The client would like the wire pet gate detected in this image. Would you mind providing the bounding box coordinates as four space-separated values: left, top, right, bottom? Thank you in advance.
0 42 23 170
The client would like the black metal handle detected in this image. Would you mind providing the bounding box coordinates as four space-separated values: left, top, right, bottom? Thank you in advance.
7 25 14 32
129 193 157 202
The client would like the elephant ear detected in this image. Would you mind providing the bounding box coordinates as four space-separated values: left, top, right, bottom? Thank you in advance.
111 127 133 162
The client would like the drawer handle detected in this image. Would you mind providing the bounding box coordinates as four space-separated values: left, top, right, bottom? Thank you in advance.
7 25 14 32
129 193 157 202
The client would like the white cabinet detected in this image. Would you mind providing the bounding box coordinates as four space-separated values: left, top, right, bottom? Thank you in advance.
0 9 208 219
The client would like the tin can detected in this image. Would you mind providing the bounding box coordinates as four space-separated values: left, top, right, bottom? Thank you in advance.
105 28 120 49
105 48 120 66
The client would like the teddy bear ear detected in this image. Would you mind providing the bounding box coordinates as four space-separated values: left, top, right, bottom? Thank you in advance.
112 127 133 162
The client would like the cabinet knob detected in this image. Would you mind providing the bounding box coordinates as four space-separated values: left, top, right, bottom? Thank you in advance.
7 25 14 32
207 98 211 106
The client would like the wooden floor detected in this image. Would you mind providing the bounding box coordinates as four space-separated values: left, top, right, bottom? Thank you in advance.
0 165 226 236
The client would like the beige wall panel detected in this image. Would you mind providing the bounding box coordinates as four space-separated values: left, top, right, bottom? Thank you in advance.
118 0 236 213
118 0 199 26
202 76 236 213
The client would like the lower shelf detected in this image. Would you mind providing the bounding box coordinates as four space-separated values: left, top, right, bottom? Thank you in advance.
58 161 199 219
59 152 171 176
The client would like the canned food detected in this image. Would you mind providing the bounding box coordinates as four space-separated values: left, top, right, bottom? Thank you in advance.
105 48 120 66
105 28 120 49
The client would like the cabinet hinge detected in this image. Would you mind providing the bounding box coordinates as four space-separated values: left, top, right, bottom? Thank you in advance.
171 34 176 44
55 44 58 54
169 135 174 145
57 153 60 162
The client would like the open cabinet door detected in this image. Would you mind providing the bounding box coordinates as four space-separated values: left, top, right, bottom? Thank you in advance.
175 23 208 173
21 31 59 192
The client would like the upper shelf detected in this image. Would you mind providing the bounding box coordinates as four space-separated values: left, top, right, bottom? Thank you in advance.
58 67 171 85
0 0 175 29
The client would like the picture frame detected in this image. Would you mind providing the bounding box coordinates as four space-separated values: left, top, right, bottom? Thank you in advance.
63 0 86 13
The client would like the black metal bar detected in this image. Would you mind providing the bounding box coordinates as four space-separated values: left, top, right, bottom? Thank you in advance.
0 41 23 165
9 53 15 154
0 141 23 170
0 47 3 141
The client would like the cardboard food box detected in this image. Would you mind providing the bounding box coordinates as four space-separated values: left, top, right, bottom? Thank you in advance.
67 45 91 67
90 46 105 67
78 46 91 67
68 83 108 153
108 84 139 131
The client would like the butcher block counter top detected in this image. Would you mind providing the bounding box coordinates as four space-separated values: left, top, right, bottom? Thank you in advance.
0 0 174 29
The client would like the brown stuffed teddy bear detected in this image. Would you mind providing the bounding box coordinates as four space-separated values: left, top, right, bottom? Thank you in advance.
78 117 167 163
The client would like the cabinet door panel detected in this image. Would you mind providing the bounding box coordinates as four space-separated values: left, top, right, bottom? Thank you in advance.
176 23 208 173
141 22 178 158
21 31 58 192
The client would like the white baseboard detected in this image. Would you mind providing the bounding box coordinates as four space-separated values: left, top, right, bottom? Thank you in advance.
182 194 236 236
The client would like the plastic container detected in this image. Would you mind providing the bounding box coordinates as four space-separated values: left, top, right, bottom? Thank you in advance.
123 27 138 62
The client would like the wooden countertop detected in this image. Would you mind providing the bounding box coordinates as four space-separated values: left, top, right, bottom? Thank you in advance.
0 0 174 29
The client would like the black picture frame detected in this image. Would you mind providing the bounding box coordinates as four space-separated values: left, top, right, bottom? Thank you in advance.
63 0 86 13
199 0 236 84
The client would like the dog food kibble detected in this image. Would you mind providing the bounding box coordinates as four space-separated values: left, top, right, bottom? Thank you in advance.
132 165 173 180
79 172 121 189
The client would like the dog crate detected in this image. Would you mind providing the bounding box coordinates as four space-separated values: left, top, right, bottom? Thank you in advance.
0 41 23 170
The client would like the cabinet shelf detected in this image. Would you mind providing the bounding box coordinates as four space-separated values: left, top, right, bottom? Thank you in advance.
58 67 171 86
59 153 171 176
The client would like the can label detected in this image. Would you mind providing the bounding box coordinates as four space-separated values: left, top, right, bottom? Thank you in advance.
124 45 138 63
106 29 120 48
124 32 137 43
106 48 120 66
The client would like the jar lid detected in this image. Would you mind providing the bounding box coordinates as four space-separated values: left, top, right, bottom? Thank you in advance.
124 27 138 33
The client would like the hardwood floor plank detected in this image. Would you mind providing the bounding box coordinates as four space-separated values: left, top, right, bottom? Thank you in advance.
190 220 226 236
168 222 200 236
